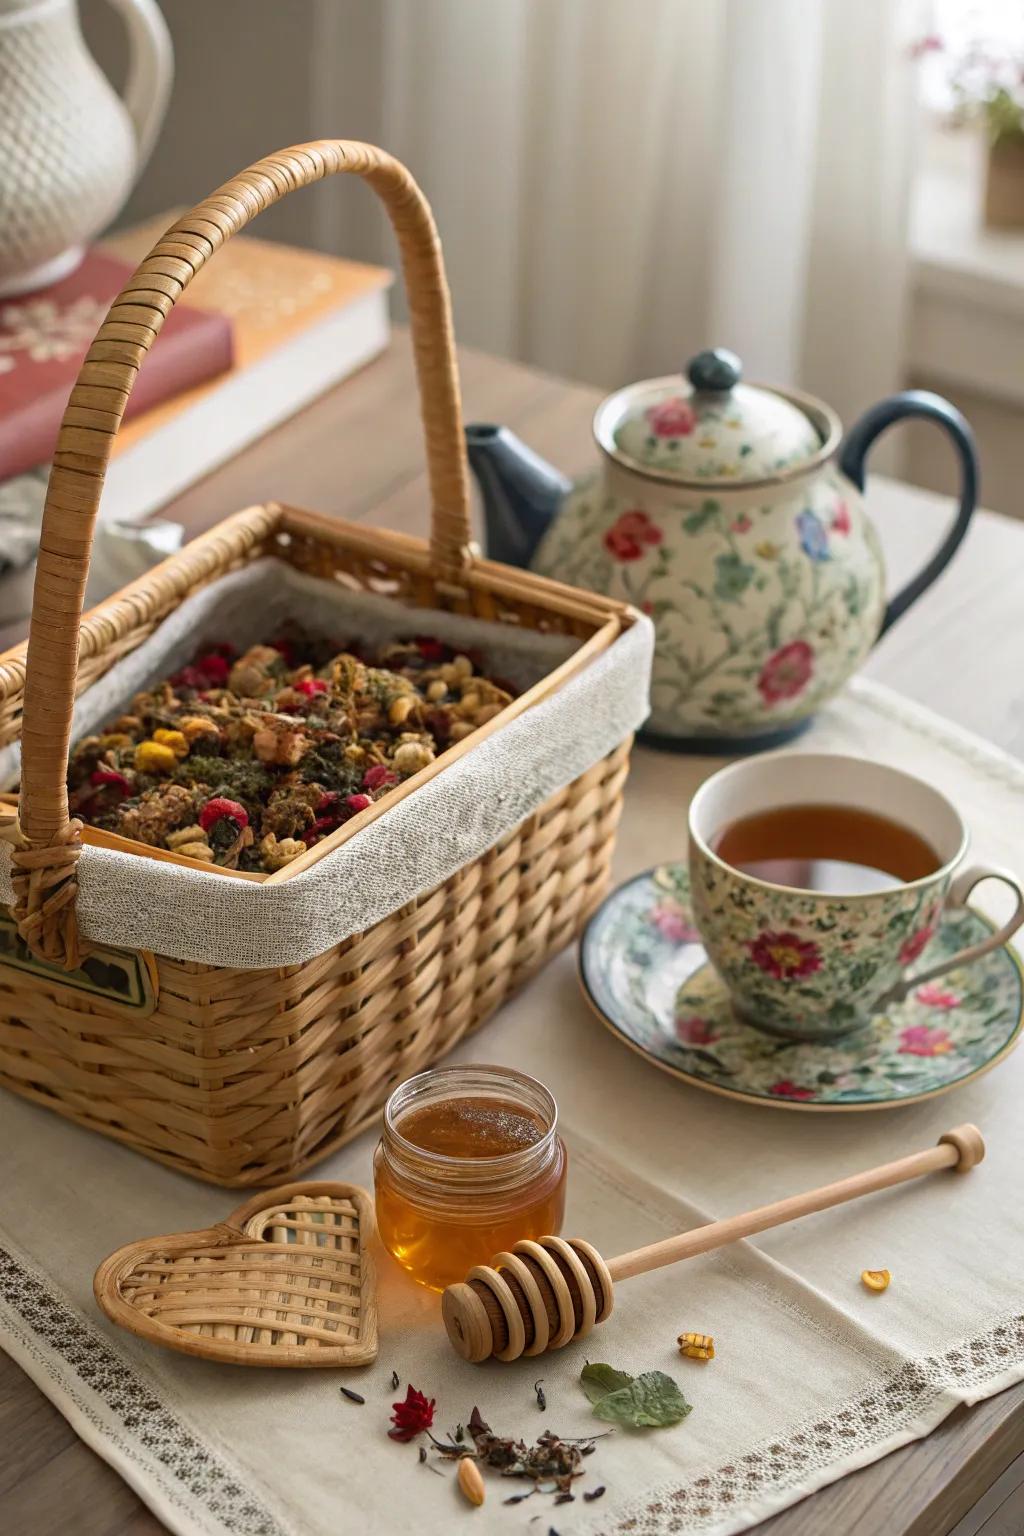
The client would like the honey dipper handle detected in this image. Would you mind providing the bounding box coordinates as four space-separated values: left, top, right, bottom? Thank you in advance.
605 1125 984 1283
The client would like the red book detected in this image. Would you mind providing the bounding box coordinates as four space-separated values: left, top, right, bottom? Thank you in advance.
0 250 234 479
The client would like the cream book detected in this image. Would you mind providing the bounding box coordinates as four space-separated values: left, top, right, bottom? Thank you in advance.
97 216 392 523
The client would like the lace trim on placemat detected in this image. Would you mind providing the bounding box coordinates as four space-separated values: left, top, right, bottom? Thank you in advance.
0 1243 293 1536
608 1312 1024 1535
849 680 1024 791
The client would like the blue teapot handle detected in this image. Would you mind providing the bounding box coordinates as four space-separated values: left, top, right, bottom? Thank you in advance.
839 390 978 637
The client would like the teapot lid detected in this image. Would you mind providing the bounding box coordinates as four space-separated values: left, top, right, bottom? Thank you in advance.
595 348 839 488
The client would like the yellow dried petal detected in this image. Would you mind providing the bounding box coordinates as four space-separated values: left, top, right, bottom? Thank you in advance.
456 1456 485 1506
153 728 189 758
134 740 177 775
179 716 220 743
387 694 415 726
678 1331 715 1360
861 1269 891 1292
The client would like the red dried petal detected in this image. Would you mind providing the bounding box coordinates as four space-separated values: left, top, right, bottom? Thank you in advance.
171 665 205 690
199 796 249 832
294 677 329 697
89 769 132 794
388 1385 435 1441
413 636 446 663
362 764 398 791
345 794 372 814
195 653 230 685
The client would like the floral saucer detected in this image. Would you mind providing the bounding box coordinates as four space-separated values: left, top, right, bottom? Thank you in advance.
579 863 1024 1111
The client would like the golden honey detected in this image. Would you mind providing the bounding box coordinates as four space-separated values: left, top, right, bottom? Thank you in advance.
374 1065 567 1290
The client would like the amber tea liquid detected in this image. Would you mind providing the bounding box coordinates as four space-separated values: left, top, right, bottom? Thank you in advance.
713 803 940 894
374 1071 567 1291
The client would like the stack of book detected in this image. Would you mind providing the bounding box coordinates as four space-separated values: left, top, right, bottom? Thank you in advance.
0 216 392 619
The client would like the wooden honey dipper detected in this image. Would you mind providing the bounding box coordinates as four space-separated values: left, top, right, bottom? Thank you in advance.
442 1123 984 1362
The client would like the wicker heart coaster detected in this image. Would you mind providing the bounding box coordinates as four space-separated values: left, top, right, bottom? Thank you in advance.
94 1181 377 1367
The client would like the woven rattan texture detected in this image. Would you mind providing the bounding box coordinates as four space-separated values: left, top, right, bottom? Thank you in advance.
94 1185 379 1366
0 738 628 1184
0 141 638 1183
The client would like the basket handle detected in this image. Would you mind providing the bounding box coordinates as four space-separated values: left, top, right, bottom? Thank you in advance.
12 141 472 967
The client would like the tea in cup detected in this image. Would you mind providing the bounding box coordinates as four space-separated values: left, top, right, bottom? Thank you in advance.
688 752 1024 1042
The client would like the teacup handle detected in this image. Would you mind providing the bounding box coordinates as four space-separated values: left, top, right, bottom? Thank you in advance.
890 865 1024 1002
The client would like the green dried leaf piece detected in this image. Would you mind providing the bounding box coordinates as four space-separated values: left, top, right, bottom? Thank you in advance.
579 1362 633 1405
580 1364 692 1429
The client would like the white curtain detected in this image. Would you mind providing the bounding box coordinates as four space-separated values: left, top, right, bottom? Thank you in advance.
316 0 919 431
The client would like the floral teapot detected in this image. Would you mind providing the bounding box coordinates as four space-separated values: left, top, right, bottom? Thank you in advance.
466 349 977 750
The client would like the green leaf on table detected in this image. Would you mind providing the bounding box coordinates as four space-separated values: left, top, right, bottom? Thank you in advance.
580 1363 692 1428
580 1362 634 1404
591 1370 692 1429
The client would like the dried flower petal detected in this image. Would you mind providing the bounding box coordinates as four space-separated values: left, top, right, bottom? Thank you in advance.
200 797 250 833
89 769 133 794
389 1384 436 1441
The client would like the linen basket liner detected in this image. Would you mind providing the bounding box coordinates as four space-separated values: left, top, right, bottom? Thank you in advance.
0 559 653 968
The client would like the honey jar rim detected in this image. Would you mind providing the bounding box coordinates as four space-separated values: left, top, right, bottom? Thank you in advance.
382 1062 559 1172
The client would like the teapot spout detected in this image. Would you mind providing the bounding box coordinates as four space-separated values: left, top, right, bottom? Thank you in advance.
465 424 571 569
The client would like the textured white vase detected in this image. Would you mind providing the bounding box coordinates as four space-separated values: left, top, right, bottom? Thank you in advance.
0 0 173 297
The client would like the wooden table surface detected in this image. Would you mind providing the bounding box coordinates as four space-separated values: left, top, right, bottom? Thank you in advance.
3 332 1024 1536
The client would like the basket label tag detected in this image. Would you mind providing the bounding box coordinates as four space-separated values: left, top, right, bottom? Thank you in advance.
0 914 157 1014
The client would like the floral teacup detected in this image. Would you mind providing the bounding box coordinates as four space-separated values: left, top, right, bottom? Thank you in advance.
688 752 1024 1042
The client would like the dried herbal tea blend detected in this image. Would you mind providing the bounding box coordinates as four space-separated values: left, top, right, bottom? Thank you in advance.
428 1406 600 1502
66 629 517 873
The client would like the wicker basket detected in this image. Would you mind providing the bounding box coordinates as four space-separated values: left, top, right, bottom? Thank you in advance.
0 142 636 1186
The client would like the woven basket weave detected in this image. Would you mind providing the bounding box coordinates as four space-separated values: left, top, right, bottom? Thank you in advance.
0 141 636 1186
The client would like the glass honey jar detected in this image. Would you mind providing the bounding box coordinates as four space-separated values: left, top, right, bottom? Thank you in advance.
374 1064 567 1291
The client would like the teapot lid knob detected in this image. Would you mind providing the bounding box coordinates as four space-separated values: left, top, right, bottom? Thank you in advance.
687 348 742 394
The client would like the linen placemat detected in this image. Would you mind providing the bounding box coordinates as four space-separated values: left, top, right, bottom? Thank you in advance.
2 676 1024 1536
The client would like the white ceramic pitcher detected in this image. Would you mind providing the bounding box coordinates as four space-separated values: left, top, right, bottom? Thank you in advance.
0 0 172 296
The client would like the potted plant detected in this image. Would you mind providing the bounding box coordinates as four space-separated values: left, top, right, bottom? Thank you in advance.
946 35 1024 228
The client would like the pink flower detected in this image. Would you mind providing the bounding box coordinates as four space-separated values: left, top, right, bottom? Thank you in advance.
757 640 814 706
603 509 663 562
730 513 752 533
646 397 697 438
649 898 701 944
768 1080 816 1100
675 1014 719 1046
915 983 961 1010
899 1023 953 1057
832 501 851 536
900 925 935 965
747 930 822 980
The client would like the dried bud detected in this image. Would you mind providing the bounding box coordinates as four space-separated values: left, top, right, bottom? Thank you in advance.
392 740 435 776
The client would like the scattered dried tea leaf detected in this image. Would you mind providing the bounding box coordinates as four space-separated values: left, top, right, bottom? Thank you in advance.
861 1268 891 1292
581 1363 692 1429
580 1363 633 1405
